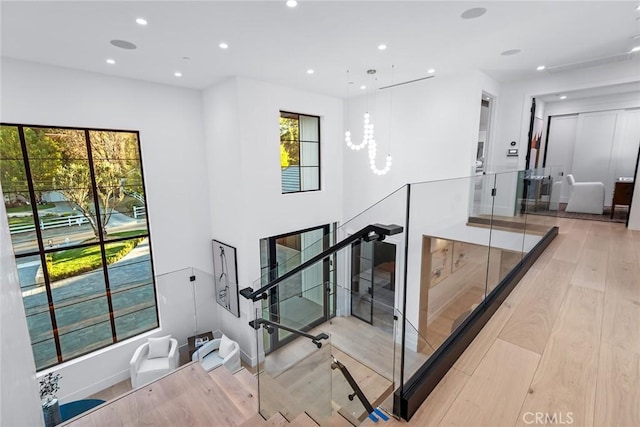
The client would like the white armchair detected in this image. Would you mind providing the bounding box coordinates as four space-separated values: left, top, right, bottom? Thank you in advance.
130 336 179 388
565 174 605 215
191 334 241 372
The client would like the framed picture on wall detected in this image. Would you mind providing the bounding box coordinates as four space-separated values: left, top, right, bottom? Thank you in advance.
212 239 240 317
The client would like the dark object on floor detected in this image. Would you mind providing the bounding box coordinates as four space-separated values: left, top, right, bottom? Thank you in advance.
60 399 106 422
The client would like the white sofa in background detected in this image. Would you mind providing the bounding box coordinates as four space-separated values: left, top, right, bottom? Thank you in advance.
191 334 241 372
130 336 179 388
565 174 605 215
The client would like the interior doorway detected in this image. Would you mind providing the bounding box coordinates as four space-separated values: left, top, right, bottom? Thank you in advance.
471 93 494 217
544 108 640 219
350 240 396 334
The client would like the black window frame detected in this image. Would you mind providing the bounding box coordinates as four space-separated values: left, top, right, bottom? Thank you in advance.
279 111 321 194
0 122 159 370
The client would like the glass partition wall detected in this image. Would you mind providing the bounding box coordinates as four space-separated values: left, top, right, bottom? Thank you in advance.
246 168 559 423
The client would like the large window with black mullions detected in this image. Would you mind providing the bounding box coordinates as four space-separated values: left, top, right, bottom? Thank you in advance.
0 124 158 370
280 111 320 193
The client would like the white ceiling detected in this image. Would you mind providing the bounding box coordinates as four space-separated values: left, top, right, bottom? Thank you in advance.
2 1 640 98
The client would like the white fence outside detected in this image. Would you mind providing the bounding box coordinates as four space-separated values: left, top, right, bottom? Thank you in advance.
9 214 90 234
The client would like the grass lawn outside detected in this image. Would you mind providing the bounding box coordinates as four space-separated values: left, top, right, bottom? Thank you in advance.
8 212 62 226
6 202 56 213
47 234 145 281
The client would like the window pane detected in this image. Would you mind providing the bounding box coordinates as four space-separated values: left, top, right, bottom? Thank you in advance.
114 305 157 341
38 191 100 248
32 338 58 371
58 319 113 361
301 166 320 191
108 240 157 340
6 204 38 255
18 255 56 369
300 115 319 142
281 166 300 193
300 141 319 167
88 131 147 240
1 126 37 255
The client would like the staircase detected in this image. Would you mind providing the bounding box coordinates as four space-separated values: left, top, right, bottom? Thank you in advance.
211 366 355 427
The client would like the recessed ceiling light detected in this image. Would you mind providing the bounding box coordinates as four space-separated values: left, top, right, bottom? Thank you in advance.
636 4 640 10
286 0 298 7
632 34 640 40
536 65 546 71
378 44 387 51
360 85 366 90
174 72 182 77
110 39 137 50
501 49 521 56
559 95 567 100
461 7 487 19
219 42 229 49
136 18 147 26
106 59 115 65
307 69 315 74
427 68 436 74
631 46 640 52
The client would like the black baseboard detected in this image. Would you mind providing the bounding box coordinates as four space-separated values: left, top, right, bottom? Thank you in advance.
397 226 559 420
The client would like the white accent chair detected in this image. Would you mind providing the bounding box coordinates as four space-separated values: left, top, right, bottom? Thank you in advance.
130 336 179 388
191 334 241 372
565 174 605 215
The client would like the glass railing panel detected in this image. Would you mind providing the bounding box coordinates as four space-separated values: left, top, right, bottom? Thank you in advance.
485 170 528 293
400 311 435 385
329 284 399 418
261 269 327 353
255 308 332 424
405 175 492 381
155 267 218 348
521 166 561 241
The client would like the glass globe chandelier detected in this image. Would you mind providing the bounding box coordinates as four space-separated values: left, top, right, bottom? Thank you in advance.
344 69 393 175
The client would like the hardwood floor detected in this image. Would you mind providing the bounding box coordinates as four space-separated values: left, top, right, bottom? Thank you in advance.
401 219 640 427
81 219 639 427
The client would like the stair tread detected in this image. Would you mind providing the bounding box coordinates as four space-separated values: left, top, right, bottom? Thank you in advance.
238 414 268 427
266 412 289 426
233 367 258 392
288 412 319 427
208 366 258 421
323 413 355 427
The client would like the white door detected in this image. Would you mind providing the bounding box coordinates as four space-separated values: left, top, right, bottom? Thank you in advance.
546 115 578 202
573 111 618 205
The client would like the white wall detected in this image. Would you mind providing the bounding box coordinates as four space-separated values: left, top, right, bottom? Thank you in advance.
342 71 500 220
202 77 344 365
1 58 219 401
0 183 44 427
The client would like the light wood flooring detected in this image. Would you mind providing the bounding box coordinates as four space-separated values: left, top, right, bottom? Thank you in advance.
363 218 640 426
